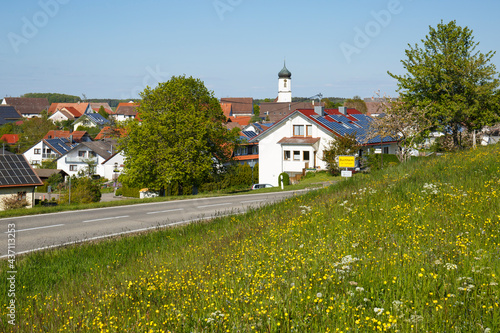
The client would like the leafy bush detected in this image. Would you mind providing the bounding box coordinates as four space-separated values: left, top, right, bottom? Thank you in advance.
60 177 101 204
115 188 123 196
1 195 28 210
121 184 140 198
366 153 400 171
278 172 290 187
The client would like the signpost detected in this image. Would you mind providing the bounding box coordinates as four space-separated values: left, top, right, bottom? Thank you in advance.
338 156 356 168
338 155 356 178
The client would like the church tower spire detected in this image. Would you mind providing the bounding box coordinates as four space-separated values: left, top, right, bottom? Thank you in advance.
277 61 292 103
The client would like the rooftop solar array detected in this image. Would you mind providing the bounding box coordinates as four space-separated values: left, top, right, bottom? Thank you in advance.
0 154 42 187
86 113 111 125
242 130 257 138
312 112 396 144
45 138 78 155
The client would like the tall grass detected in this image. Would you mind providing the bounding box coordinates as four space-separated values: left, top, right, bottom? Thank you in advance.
1 145 499 332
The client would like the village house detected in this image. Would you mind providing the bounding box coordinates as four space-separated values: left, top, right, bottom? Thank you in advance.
250 106 398 186
1 97 50 118
0 153 43 211
56 140 124 179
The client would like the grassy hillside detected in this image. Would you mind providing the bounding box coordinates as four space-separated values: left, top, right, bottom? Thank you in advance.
1 145 499 332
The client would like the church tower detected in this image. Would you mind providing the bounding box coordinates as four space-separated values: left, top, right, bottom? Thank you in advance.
277 61 292 103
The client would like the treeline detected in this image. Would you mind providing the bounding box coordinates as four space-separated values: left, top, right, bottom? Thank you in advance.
21 93 136 108
22 93 81 104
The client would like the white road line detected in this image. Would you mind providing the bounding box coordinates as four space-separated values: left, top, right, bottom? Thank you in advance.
83 216 129 223
8 224 65 233
240 200 265 204
197 203 232 209
147 208 184 215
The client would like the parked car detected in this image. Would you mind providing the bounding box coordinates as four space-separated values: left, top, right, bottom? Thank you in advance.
251 183 274 190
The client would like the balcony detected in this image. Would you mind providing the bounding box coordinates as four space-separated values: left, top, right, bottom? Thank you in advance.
42 153 59 159
65 156 97 163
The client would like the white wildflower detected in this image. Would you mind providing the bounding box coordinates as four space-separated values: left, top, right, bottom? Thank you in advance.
316 292 323 298
374 307 384 316
356 287 365 292
444 263 457 270
392 300 403 310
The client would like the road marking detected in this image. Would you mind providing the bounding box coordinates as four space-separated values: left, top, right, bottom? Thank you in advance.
240 200 265 204
147 208 184 215
8 224 65 233
197 203 232 209
83 216 129 223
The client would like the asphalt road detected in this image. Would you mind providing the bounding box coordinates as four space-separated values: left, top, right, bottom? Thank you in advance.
0 190 306 258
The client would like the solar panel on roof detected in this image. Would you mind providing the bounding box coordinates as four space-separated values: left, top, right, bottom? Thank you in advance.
0 155 42 187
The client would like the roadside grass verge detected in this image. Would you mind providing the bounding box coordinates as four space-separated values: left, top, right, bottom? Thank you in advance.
0 145 499 332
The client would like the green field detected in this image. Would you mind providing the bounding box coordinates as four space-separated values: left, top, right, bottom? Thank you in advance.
1 145 499 332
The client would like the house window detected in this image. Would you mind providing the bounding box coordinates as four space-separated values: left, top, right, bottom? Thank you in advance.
17 191 26 201
383 147 389 154
306 125 312 137
32 160 40 165
293 125 304 136
293 151 301 161
89 151 97 158
34 148 41 154
284 150 291 160
69 165 77 171
303 151 310 161
78 151 86 157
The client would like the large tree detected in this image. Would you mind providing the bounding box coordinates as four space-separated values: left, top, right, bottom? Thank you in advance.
344 95 367 114
120 75 236 191
389 20 500 147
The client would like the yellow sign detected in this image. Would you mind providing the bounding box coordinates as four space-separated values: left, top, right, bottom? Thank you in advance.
338 156 356 168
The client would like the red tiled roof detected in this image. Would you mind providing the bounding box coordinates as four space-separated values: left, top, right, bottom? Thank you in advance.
228 116 252 127
44 130 70 139
0 134 19 144
95 126 127 140
220 102 232 118
220 98 253 115
49 103 89 117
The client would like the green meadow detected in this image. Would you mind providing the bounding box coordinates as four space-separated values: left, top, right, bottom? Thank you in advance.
1 145 499 332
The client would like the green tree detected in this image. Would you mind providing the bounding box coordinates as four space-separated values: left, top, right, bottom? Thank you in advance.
120 75 237 191
98 105 109 119
389 20 500 148
61 177 101 204
18 117 57 152
250 104 261 123
344 95 367 113
322 133 359 176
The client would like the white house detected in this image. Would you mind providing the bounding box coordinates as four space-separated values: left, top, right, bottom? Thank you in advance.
23 138 76 166
250 106 399 186
72 113 111 131
99 152 125 181
56 140 123 179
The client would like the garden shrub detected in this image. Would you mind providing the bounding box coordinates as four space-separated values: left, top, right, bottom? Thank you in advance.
1 195 28 210
278 172 290 187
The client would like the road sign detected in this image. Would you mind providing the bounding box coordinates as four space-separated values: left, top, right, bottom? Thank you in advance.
338 156 356 168
374 148 382 154
341 170 352 177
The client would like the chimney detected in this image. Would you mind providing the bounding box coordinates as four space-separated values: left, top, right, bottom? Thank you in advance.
339 106 347 115
314 106 325 116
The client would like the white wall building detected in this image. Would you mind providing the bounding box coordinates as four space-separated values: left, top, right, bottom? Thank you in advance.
56 140 122 179
251 106 399 186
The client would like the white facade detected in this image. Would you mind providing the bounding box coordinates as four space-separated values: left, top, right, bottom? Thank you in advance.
23 141 60 166
49 110 73 123
99 152 125 181
57 146 125 180
257 113 333 186
277 77 292 103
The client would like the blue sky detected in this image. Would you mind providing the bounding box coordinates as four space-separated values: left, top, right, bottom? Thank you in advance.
1 0 499 100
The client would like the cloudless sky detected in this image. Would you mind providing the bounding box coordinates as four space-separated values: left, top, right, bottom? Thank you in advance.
1 0 499 100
